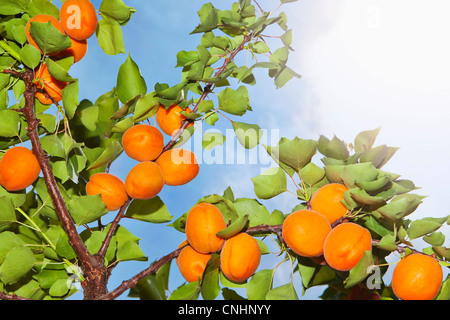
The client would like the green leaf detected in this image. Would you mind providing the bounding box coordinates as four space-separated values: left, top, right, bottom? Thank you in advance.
247 269 273 300
0 110 20 137
318 135 349 160
169 281 201 300
67 195 108 226
125 197 173 223
117 241 147 262
116 54 147 104
40 134 66 158
423 232 445 246
0 196 16 227
436 275 450 300
191 3 218 34
354 127 381 153
251 167 287 200
360 144 399 169
265 137 318 172
232 122 263 149
202 132 226 151
375 234 398 251
200 254 221 300
340 162 379 189
218 86 250 116
62 80 79 119
407 216 449 240
46 58 74 82
29 21 71 55
216 214 249 239
344 251 374 288
376 194 425 220
0 245 36 284
176 50 199 68
87 140 123 170
20 44 41 69
27 0 59 18
133 92 160 122
99 0 136 25
233 198 270 227
300 162 325 186
265 283 298 300
96 15 126 55
274 66 301 89
129 262 171 300
0 0 29 15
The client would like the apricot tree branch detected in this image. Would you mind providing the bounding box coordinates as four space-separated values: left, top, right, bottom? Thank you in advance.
162 32 255 152
18 68 100 285
95 198 131 260
98 246 186 300
0 292 30 301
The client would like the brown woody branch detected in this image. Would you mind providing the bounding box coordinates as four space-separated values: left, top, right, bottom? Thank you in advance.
0 292 30 301
162 32 255 152
8 68 105 299
95 198 131 260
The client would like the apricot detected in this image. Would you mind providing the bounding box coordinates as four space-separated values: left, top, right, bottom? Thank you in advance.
0 146 41 191
185 203 226 254
85 173 129 211
282 209 332 257
60 0 98 40
25 14 65 54
124 162 165 200
323 222 372 271
55 37 88 63
156 104 193 136
311 183 348 224
121 124 164 162
220 233 261 283
176 240 212 283
34 63 69 105
155 149 199 186
392 253 443 300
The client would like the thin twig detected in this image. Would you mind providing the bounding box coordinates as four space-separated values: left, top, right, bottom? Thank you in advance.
95 198 131 260
162 32 255 152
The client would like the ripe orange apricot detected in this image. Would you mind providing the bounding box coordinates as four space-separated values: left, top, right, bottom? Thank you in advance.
176 240 212 283
55 37 88 63
311 183 349 224
220 233 261 283
392 253 443 300
85 173 129 211
124 162 165 200
323 222 372 271
0 146 41 191
121 124 164 162
282 209 332 257
34 63 69 105
156 104 193 136
185 203 226 254
60 0 98 40
155 149 199 186
25 14 65 54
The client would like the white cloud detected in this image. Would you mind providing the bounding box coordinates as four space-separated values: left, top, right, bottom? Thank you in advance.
287 0 450 223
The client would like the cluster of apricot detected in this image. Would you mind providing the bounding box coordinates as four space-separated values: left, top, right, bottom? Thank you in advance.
282 183 444 300
176 203 262 284
25 0 98 105
86 105 199 211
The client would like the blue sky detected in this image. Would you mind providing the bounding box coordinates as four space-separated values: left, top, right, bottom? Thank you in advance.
62 0 449 299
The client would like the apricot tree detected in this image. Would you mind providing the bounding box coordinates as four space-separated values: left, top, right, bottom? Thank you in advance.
0 0 448 301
